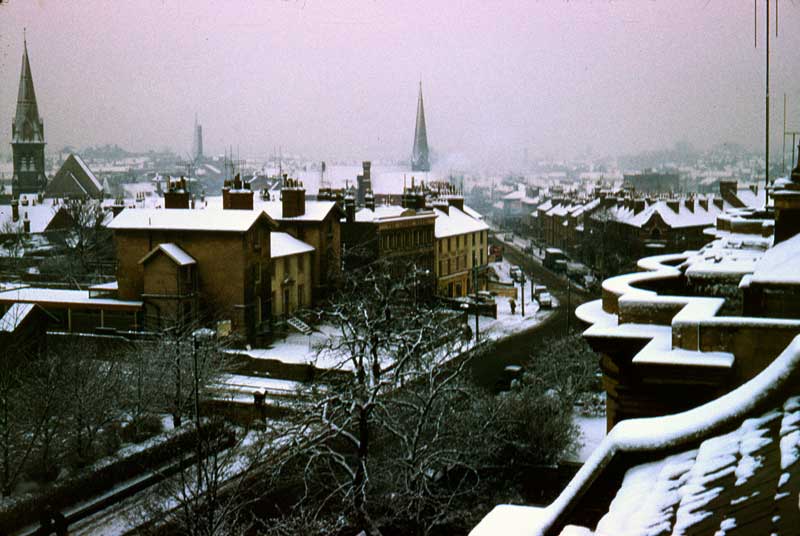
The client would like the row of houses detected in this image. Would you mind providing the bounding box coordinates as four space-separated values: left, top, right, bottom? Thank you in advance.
472 152 800 536
0 168 488 344
498 179 765 278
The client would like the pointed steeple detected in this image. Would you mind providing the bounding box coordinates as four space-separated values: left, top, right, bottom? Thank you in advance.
13 37 44 144
411 82 430 172
11 35 47 197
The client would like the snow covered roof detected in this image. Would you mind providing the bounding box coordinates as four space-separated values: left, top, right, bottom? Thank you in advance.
354 205 430 223
462 205 485 220
474 334 800 536
0 302 35 332
73 154 103 193
271 232 314 258
750 232 800 286
108 208 274 233
139 243 196 266
0 287 142 309
594 197 730 229
198 196 337 222
0 202 67 234
434 206 489 239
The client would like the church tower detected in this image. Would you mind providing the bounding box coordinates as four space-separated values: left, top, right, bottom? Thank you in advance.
11 37 47 197
411 82 430 172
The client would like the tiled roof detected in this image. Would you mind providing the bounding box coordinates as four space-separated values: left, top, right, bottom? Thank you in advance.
593 397 800 535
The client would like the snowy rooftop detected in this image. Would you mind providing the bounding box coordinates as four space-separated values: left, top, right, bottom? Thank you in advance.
139 243 196 266
750 232 800 286
108 208 272 233
0 302 34 332
0 287 142 309
271 232 314 258
201 196 337 222
434 206 489 238
0 202 65 234
473 335 800 536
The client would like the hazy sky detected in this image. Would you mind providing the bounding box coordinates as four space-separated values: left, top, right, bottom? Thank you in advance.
2 0 800 164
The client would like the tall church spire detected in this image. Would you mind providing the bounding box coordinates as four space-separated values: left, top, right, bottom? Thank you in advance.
411 81 430 172
11 36 47 197
13 37 44 144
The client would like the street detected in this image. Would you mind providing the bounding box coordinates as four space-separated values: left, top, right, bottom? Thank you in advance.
469 237 595 389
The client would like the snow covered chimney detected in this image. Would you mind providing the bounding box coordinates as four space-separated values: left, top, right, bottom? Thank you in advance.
666 199 680 213
344 189 356 223
11 198 19 222
23 212 30 233
222 173 254 210
165 176 190 209
684 198 694 212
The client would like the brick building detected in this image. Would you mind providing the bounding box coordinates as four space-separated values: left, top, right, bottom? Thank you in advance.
108 207 276 341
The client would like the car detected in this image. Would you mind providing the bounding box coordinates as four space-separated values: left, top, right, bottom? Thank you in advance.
494 364 524 393
538 292 552 308
510 266 523 280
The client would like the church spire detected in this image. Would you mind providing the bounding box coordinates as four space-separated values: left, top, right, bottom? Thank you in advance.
11 35 47 197
411 81 430 172
13 36 44 144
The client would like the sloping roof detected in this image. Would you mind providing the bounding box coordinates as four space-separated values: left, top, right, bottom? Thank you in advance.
271 232 314 258
139 242 196 266
750 232 800 285
434 206 489 238
45 154 103 199
0 202 70 234
0 302 35 332
474 335 800 536
108 208 274 233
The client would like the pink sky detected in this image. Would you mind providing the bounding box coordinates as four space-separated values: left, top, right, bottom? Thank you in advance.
2 0 799 164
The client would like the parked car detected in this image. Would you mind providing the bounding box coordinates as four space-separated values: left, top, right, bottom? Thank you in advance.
532 284 547 300
510 265 523 281
538 292 553 309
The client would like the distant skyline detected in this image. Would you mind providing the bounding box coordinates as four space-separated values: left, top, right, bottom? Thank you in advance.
2 1 800 167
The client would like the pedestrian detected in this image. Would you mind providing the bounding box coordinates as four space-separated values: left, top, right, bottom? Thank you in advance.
509 298 516 315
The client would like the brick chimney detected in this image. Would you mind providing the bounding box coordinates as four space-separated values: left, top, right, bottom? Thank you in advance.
712 198 724 210
684 198 694 212
344 189 356 223
111 196 126 217
22 212 30 233
222 173 254 210
666 199 680 213
11 198 19 222
365 188 375 211
165 176 190 209
699 198 709 211
633 199 645 214
280 175 305 217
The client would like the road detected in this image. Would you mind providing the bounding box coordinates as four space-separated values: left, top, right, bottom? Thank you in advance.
469 238 596 389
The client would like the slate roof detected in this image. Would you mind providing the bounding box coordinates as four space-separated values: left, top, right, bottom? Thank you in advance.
45 154 103 199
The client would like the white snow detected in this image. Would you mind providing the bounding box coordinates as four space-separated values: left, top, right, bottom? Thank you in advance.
108 208 272 232
433 205 489 239
0 302 34 332
140 242 196 266
270 232 314 258
0 287 142 308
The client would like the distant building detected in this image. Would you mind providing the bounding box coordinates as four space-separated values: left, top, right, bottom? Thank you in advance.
11 38 47 198
623 170 679 194
192 116 204 162
411 83 431 172
44 154 104 200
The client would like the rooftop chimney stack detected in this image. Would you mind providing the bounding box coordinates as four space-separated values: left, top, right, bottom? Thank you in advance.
222 173 254 210
11 198 19 222
344 189 356 223
22 212 30 233
164 175 190 209
281 176 306 218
